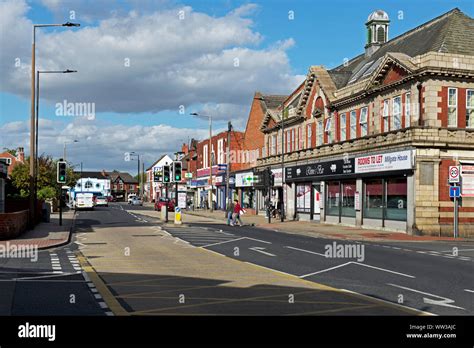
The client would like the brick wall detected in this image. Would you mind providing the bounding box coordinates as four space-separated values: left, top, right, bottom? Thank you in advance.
0 210 28 240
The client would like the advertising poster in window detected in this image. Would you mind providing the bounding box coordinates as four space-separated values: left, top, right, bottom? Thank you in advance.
313 187 321 215
461 165 474 197
296 184 311 213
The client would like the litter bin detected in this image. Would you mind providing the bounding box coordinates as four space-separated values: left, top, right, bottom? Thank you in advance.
42 202 51 222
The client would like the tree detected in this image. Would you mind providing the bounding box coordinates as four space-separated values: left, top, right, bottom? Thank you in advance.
10 155 79 198
2 148 17 156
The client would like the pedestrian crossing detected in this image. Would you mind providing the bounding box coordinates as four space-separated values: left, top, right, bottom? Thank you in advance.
162 225 238 247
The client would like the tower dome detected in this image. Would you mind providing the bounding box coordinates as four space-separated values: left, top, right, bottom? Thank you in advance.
365 10 390 56
367 10 389 23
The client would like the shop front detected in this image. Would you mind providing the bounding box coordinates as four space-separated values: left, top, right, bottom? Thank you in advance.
255 167 283 216
285 149 415 232
235 171 256 211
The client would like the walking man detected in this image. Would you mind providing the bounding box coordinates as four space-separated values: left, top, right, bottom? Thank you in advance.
232 199 245 226
226 199 235 226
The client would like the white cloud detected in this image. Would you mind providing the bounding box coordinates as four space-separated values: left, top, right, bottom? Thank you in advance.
0 118 209 171
1 0 303 120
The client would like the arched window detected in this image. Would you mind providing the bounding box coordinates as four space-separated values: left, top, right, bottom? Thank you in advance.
85 181 93 189
96 183 101 189
377 26 385 43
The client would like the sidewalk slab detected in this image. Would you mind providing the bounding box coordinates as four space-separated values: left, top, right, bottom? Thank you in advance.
182 210 474 243
0 210 75 250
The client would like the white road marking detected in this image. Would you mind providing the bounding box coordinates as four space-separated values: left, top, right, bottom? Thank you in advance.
464 289 474 293
200 237 247 248
300 262 353 278
284 245 326 257
249 247 276 257
388 283 465 310
340 289 436 316
354 262 415 278
300 261 415 279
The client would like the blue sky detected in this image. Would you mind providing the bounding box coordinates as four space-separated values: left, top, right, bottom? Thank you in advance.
0 0 472 171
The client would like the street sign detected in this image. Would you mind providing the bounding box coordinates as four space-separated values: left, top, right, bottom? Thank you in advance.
218 164 227 171
153 167 163 182
185 172 193 179
449 186 461 198
448 166 460 183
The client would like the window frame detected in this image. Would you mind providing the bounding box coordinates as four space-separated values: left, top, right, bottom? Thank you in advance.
306 123 312 148
359 107 368 136
382 99 390 132
317 119 323 146
405 92 411 127
340 113 346 141
350 111 357 139
448 87 458 127
466 89 474 129
392 96 402 130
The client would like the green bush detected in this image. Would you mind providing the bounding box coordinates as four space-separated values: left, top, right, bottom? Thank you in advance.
37 186 56 200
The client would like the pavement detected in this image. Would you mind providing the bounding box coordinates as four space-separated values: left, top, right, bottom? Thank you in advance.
180 207 473 242
0 209 75 249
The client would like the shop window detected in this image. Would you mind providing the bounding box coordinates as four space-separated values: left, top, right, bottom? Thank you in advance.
392 96 402 130
242 189 255 209
363 179 383 219
360 107 368 136
448 88 457 127
340 113 347 140
467 89 474 128
296 184 311 213
341 181 356 217
386 178 407 221
405 92 411 127
350 111 357 139
326 181 340 216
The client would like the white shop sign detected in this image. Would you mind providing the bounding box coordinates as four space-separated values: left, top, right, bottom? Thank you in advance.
355 150 413 174
235 172 255 187
271 168 283 186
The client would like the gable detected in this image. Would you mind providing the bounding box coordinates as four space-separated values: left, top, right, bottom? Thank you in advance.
381 65 409 86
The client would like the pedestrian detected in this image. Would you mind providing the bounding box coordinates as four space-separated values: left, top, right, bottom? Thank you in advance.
226 199 235 226
232 199 245 226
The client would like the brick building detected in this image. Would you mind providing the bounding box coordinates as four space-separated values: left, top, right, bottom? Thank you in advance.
189 129 244 210
109 171 139 201
0 147 25 176
258 8 474 236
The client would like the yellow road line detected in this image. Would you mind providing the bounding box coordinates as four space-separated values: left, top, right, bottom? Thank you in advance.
77 253 129 316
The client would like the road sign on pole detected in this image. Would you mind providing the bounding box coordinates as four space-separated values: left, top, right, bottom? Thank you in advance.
450 185 460 238
449 166 460 183
449 185 461 198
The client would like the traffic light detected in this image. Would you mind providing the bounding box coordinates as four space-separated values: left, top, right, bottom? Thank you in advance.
57 161 67 183
173 161 182 182
163 165 171 183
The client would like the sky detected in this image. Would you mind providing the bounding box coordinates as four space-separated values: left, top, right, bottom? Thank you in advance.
0 0 473 174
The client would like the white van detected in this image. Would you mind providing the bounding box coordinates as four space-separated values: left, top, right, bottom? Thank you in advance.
75 192 95 210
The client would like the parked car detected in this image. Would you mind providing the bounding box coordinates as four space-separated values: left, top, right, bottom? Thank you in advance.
75 192 94 210
127 194 137 204
95 195 108 207
154 197 174 211
130 196 143 206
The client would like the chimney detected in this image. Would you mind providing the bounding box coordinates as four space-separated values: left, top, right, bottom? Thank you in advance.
365 10 390 57
17 147 25 163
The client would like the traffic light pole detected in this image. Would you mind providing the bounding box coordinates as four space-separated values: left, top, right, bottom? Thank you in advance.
58 183 62 226
165 183 169 223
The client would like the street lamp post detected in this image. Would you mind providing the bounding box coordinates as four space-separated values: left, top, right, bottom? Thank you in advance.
63 139 79 162
29 21 80 227
190 112 214 212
